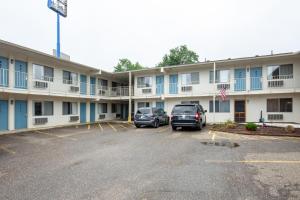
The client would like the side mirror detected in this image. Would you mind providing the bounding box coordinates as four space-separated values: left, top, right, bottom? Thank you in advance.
204 110 207 113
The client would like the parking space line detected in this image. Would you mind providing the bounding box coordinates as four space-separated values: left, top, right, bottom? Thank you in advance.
0 145 16 155
107 123 117 132
205 160 300 164
158 126 170 133
0 171 8 178
127 123 136 128
98 123 103 132
119 124 128 129
35 130 77 141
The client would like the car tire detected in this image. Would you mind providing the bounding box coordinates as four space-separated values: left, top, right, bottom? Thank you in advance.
166 118 170 125
135 124 141 128
203 116 206 127
172 126 177 131
153 120 159 128
198 121 203 130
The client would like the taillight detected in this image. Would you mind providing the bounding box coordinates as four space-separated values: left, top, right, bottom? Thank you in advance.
195 112 201 121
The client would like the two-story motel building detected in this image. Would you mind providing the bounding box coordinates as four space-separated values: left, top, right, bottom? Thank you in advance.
0 39 300 132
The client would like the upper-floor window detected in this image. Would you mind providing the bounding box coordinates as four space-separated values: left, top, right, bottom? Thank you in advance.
209 70 230 83
137 76 152 88
62 102 78 115
267 98 292 112
63 71 78 85
181 72 199 85
98 79 108 90
33 64 54 82
34 101 54 116
267 64 293 80
137 102 150 108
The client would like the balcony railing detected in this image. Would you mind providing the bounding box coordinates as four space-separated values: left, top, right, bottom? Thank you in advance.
15 71 28 89
80 82 87 95
234 78 246 91
98 86 131 97
0 68 8 87
90 84 96 96
250 77 262 90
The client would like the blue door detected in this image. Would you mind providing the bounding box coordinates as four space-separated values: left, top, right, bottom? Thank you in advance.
156 101 164 109
156 75 164 95
15 60 27 89
15 100 27 129
80 75 87 95
80 102 86 123
234 68 246 91
169 74 178 94
0 57 9 87
90 77 96 95
250 67 262 90
0 100 8 131
90 103 95 122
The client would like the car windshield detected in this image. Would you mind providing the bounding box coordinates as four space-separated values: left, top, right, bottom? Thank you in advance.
137 108 151 114
172 105 196 114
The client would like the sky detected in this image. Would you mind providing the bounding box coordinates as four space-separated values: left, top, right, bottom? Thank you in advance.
0 0 300 71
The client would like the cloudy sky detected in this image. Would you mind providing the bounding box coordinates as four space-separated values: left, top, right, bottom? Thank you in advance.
0 0 299 71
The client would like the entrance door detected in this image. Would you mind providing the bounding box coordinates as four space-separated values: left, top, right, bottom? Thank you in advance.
169 74 178 94
15 60 28 89
0 100 8 131
15 100 27 129
80 102 86 123
90 103 95 122
156 75 164 95
234 100 246 123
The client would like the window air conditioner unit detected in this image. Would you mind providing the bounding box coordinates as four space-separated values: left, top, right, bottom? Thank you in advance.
181 86 192 92
142 88 152 94
99 114 106 119
70 116 79 122
70 86 79 92
34 117 48 125
268 80 284 88
217 83 230 90
268 114 283 120
34 81 48 89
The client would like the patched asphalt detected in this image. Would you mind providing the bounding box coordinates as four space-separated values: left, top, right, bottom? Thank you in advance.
0 123 300 200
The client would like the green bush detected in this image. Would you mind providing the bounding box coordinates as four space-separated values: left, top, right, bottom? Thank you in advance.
245 122 257 131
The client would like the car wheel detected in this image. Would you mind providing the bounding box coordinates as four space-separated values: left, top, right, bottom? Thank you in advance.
203 116 206 127
198 121 203 130
153 120 159 128
166 118 170 125
135 124 141 128
172 126 177 131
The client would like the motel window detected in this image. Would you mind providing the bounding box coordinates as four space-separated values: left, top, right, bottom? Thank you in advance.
209 100 230 113
63 71 78 85
137 76 152 88
33 64 54 82
137 102 150 108
62 102 78 115
111 103 117 113
98 79 108 90
267 64 293 80
267 98 292 112
181 72 199 85
33 101 53 116
98 103 108 113
209 70 230 83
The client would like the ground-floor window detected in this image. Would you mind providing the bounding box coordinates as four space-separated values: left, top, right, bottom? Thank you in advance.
62 102 78 115
111 103 117 113
267 98 293 112
137 102 150 108
209 100 230 112
156 101 164 109
98 103 108 113
34 101 53 116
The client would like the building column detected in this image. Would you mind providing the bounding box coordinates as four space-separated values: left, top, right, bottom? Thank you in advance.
128 71 132 122
8 97 14 131
8 56 14 88
86 101 90 123
27 98 33 129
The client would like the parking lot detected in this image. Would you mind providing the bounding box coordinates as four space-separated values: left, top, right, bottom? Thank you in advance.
0 123 300 200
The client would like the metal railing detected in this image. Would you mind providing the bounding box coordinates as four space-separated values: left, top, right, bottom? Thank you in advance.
90 84 96 96
15 71 28 89
234 78 246 91
156 83 164 95
0 68 9 87
80 82 87 95
250 77 262 90
98 86 131 97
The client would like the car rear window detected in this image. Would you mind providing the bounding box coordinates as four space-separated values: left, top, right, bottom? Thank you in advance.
137 108 151 114
172 105 196 114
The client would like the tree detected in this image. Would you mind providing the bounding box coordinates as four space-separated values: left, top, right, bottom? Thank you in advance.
114 58 144 72
157 45 199 67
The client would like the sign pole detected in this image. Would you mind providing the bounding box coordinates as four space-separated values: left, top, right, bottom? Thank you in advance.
57 12 60 58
